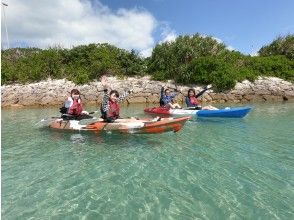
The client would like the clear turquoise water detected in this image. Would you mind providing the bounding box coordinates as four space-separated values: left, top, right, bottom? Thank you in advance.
2 103 294 219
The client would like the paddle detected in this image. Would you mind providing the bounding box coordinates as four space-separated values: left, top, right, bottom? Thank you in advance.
88 111 99 115
35 117 61 126
194 84 213 98
37 110 99 125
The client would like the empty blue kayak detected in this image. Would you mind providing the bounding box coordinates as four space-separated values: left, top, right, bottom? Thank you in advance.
196 106 252 118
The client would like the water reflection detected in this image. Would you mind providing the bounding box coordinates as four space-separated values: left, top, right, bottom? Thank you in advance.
39 126 164 149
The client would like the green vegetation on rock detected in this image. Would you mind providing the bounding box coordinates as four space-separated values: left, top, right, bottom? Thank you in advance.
259 35 294 60
1 34 293 90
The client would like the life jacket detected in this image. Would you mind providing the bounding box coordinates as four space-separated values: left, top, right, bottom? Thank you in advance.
190 96 200 106
66 97 83 116
107 100 120 119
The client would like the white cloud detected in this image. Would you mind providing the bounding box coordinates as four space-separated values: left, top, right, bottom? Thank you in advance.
226 45 235 51
207 35 235 51
1 0 157 52
211 36 223 44
139 47 153 58
250 51 259 56
161 31 177 43
159 23 177 43
137 23 177 57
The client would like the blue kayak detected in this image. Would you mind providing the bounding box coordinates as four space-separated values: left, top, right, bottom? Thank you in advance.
196 106 252 118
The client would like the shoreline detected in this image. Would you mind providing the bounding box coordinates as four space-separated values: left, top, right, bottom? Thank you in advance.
1 76 294 108
2 101 294 111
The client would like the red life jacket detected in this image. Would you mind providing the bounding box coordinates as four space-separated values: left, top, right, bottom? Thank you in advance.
190 96 200 105
68 98 83 116
107 100 120 118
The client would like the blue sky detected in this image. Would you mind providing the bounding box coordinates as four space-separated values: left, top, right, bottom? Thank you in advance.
1 0 293 56
99 0 294 54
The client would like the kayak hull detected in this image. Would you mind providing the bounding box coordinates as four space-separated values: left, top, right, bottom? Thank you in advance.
196 107 251 118
47 116 191 134
144 106 251 118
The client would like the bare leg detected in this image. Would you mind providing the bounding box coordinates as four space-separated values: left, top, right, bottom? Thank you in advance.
202 105 218 110
209 105 218 110
174 103 182 108
168 103 181 109
167 103 174 108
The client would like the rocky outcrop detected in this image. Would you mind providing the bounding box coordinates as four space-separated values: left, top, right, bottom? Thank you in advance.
228 78 293 102
1 76 293 107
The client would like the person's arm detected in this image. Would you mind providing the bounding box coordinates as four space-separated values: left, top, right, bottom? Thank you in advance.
159 87 167 105
195 88 208 98
170 91 177 98
100 76 111 113
117 90 132 103
185 96 192 107
80 101 84 112
160 87 164 98
64 97 72 108
101 89 110 112
195 85 212 98
81 101 89 115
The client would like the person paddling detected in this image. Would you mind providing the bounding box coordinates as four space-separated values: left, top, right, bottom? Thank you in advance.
100 76 133 122
60 89 92 120
185 86 218 110
160 86 181 109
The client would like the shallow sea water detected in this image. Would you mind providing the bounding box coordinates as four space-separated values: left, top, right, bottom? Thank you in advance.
1 102 294 219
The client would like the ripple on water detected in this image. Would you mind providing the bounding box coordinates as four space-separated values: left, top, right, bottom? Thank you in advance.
1 103 294 219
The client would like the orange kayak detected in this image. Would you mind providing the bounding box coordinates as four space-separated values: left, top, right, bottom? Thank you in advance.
47 116 191 134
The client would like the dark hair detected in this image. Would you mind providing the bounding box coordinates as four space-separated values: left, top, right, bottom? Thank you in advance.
110 90 119 98
164 89 170 94
187 89 195 97
70 89 80 95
